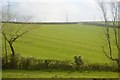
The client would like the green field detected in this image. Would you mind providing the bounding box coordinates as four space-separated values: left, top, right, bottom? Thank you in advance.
2 23 117 64
2 23 118 78
2 70 118 78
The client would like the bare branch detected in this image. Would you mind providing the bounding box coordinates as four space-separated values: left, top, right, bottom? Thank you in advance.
110 2 120 52
96 0 118 62
102 46 117 61
10 26 36 44
1 30 9 42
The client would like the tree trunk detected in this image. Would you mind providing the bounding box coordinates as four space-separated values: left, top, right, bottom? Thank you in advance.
9 42 15 57
8 42 16 69
4 38 8 64
117 59 120 72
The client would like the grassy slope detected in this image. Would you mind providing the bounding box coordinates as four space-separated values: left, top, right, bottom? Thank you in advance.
2 70 118 78
2 23 118 78
3 23 117 64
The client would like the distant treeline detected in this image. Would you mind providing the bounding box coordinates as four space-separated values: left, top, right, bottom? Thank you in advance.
82 21 119 28
2 21 119 28
2 21 80 24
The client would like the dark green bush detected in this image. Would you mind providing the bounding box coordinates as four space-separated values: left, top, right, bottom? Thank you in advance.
48 60 72 70
74 55 84 70
2 54 21 69
81 64 113 71
2 54 72 70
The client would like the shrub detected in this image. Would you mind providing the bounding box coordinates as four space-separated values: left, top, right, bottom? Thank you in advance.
2 54 21 69
2 54 118 71
48 60 72 70
74 55 84 70
2 54 72 70
80 63 115 72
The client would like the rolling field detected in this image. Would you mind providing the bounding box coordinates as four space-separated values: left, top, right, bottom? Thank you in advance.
2 23 117 64
2 23 118 78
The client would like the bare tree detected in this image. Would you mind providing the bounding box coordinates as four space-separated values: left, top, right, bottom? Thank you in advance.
1 1 37 69
2 22 36 69
96 0 120 71
2 1 15 62
1 20 36 57
1 2 36 57
1 14 36 68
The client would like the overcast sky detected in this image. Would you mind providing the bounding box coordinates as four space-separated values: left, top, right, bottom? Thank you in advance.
1 0 117 22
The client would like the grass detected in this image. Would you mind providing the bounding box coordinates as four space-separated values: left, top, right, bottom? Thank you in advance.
2 23 118 78
2 23 118 64
2 70 118 78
